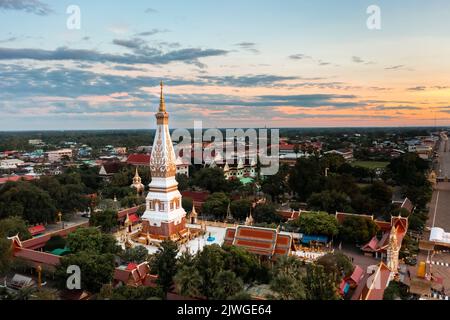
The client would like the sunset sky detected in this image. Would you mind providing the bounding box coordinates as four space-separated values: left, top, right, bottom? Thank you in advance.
1 0 450 130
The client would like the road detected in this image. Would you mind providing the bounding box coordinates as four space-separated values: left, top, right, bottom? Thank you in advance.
428 134 450 231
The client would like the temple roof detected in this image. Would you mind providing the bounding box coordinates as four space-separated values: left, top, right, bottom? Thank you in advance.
224 225 292 259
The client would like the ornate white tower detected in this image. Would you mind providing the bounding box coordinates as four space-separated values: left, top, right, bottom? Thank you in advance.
130 167 145 195
141 82 187 239
386 226 399 273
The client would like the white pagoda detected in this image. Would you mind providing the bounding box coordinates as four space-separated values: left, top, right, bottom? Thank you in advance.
141 82 187 239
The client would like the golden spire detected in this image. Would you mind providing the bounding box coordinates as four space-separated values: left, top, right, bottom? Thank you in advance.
159 80 166 112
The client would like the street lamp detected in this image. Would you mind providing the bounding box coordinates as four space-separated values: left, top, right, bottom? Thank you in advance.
57 212 63 229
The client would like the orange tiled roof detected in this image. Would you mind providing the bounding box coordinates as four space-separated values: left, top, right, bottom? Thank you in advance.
223 226 292 258
359 263 391 300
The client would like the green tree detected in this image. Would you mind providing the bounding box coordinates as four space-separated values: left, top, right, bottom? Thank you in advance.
230 199 252 221
288 157 323 201
195 244 226 299
0 181 57 223
100 285 163 300
193 168 228 193
0 216 31 239
307 190 352 214
182 197 193 213
151 240 179 297
261 165 289 202
222 245 259 283
66 227 120 255
338 216 379 244
174 266 203 298
120 246 149 264
55 251 115 293
201 192 229 220
211 270 244 300
43 235 66 252
90 210 118 232
253 204 282 224
270 256 306 300
316 252 353 281
303 264 341 300
176 174 190 192
290 211 339 237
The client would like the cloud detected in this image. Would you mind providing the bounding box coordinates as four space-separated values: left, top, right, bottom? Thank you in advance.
407 86 426 91
288 53 311 60
111 65 146 72
145 8 158 14
0 46 229 66
0 36 17 43
113 38 147 50
0 0 52 15
407 85 449 91
135 29 169 37
235 42 260 54
385 65 406 70
198 74 297 87
374 105 421 111
352 56 375 65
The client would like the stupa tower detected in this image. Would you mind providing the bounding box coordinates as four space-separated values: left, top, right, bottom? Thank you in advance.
141 81 187 239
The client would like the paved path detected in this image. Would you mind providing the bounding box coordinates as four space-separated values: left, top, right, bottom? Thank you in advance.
428 135 450 230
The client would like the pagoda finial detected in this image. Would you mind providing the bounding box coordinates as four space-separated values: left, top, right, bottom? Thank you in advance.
159 80 166 112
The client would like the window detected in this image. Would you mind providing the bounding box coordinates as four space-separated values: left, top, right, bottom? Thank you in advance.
159 203 165 211
170 201 174 210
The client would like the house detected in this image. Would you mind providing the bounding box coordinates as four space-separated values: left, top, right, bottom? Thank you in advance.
0 175 35 185
324 149 354 161
99 161 124 178
47 149 73 163
0 159 25 169
113 262 157 288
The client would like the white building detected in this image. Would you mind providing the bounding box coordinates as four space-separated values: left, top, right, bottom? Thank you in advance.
47 149 73 163
0 159 24 169
141 82 187 239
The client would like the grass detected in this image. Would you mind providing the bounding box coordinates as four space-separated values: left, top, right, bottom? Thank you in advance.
351 161 389 169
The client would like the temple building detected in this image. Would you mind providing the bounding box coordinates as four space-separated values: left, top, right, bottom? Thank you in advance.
386 226 400 274
141 82 188 240
130 168 145 195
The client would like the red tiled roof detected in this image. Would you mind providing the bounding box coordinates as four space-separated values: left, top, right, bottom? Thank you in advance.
118 207 139 220
100 162 124 175
0 175 35 185
359 263 391 300
129 213 140 224
126 263 138 271
362 236 378 252
127 154 151 166
14 248 61 267
349 265 364 284
181 191 210 203
401 198 414 213
375 220 392 232
28 225 46 236
21 222 89 250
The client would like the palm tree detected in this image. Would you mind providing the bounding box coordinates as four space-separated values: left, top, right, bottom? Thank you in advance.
173 266 203 298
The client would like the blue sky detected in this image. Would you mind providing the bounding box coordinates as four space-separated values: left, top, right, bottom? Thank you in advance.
1 0 450 130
